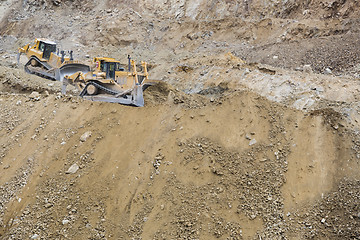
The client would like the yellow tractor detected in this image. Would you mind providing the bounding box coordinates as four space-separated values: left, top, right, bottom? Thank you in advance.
62 56 159 107
17 38 90 81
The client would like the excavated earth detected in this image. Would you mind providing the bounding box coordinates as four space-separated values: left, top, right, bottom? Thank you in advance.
0 0 360 239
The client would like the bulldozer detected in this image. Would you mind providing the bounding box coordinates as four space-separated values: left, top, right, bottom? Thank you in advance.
17 38 90 81
62 56 159 107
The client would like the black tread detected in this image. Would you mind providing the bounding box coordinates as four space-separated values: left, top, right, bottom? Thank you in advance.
24 56 56 80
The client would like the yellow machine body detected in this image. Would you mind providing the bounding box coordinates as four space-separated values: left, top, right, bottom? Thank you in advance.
63 57 159 107
18 38 90 81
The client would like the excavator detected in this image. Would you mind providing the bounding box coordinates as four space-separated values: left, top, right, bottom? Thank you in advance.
62 56 159 107
17 38 90 81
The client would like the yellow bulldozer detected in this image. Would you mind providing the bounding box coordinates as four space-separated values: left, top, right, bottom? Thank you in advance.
17 38 90 81
62 56 159 107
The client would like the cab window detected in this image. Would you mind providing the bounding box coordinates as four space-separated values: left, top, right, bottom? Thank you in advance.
39 42 45 52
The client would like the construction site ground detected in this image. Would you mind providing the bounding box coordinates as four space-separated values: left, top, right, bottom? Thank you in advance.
0 0 359 239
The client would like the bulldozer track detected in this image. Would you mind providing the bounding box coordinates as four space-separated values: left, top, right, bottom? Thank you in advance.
80 81 124 97
24 56 56 81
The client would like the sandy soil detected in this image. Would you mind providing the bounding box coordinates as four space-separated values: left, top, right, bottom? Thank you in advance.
0 0 359 239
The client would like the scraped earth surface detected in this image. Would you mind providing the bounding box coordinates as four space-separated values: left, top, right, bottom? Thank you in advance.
0 0 360 239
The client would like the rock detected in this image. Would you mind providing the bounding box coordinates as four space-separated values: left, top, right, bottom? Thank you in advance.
44 203 53 208
80 131 92 142
249 139 257 146
66 163 79 174
31 234 39 239
16 100 22 105
62 219 70 225
273 55 278 60
29 91 40 101
44 90 49 96
303 64 313 73
321 218 326 223
10 61 17 68
324 68 332 74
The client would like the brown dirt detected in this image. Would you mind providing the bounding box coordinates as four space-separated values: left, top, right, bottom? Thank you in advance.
0 0 360 239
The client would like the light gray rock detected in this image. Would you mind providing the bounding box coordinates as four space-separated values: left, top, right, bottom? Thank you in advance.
303 64 313 73
31 234 39 239
62 219 70 225
325 68 332 74
29 91 40 101
66 163 79 174
249 139 257 146
80 131 92 142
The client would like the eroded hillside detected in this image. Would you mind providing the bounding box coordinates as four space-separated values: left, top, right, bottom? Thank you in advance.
0 0 359 239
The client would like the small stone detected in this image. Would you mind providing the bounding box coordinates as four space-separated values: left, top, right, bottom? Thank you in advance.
10 61 17 67
324 68 332 74
62 219 70 225
16 100 22 105
273 55 278 60
160 204 165 210
193 165 199 170
29 91 40 101
44 203 53 208
66 163 79 174
249 139 257 146
80 131 92 142
31 234 39 239
44 90 50 96
303 64 313 73
321 218 326 223
245 134 251 140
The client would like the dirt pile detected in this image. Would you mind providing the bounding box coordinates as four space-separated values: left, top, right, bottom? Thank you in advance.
0 0 360 239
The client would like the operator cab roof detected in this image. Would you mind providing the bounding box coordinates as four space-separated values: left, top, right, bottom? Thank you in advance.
36 38 56 45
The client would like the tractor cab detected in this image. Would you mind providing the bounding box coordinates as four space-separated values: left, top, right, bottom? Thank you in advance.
94 57 125 80
37 39 57 60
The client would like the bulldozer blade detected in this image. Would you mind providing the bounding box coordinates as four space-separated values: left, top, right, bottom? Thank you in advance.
61 78 69 95
132 85 144 107
16 52 21 65
56 63 90 81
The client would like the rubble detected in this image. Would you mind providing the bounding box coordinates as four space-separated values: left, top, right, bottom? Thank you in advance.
0 0 359 239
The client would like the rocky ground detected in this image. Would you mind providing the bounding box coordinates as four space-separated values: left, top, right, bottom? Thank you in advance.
0 0 360 239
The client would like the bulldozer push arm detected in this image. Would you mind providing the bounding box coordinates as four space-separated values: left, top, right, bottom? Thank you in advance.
17 43 30 64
